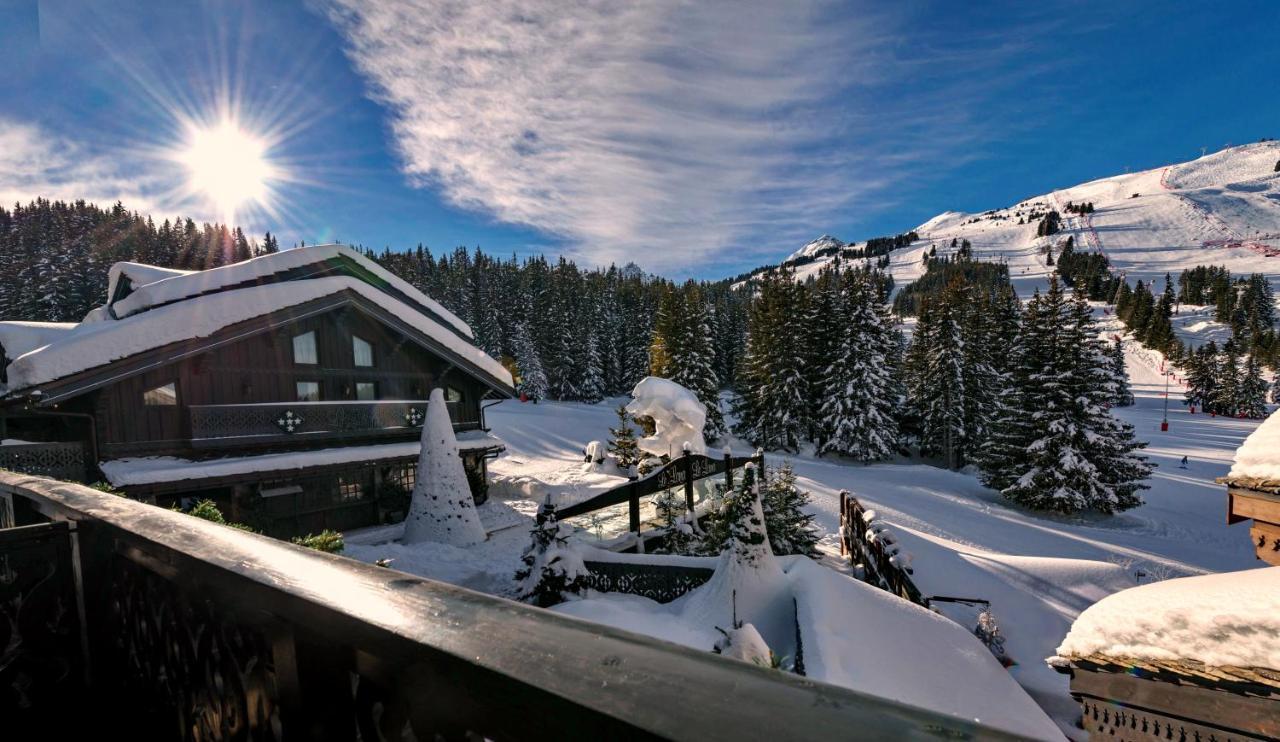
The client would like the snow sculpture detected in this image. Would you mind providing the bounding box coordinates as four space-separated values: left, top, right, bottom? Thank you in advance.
713 622 773 666
583 440 606 464
403 388 487 546
625 376 707 457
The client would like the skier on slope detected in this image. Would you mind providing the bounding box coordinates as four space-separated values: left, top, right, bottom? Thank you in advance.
1179 455 1188 469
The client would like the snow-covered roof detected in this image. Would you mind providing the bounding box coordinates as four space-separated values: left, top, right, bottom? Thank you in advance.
1 246 513 397
109 244 471 339
101 431 505 487
1226 407 1280 484
0 321 79 360
106 262 194 304
1055 567 1280 670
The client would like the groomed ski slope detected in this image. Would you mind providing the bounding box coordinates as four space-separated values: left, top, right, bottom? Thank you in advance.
787 141 1280 304
356 336 1264 736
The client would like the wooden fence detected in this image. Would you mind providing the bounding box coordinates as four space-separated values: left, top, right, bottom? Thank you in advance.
558 449 761 534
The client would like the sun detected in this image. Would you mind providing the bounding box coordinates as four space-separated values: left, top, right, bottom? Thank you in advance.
179 120 274 223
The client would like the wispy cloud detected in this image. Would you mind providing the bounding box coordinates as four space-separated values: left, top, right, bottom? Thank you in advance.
321 1 1077 271
0 119 165 213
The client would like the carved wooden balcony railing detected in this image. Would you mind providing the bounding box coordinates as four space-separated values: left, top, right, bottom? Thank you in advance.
189 399 475 448
0 441 88 482
0 471 1027 741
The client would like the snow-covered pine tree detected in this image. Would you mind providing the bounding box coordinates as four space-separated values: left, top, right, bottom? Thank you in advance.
1184 341 1217 412
758 463 819 557
607 405 642 471
1238 353 1269 419
958 284 1001 455
817 270 899 461
975 288 1033 491
1213 342 1241 416
1109 337 1135 406
511 320 548 401
734 269 807 451
580 329 605 403
650 283 724 440
1001 279 1152 513
909 281 967 469
403 388 488 546
803 267 844 446
514 501 586 607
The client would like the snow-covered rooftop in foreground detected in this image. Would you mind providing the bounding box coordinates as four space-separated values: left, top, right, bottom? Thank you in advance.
1227 407 1280 483
100 430 504 487
556 555 1060 739
1055 567 1280 670
1 246 514 395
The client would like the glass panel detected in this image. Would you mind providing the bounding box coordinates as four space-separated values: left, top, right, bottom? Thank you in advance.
355 382 377 401
296 381 321 401
143 382 177 406
352 335 373 367
445 386 463 403
292 331 317 364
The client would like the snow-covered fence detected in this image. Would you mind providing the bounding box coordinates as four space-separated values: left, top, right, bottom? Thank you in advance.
558 449 761 541
0 470 1015 739
839 491 924 605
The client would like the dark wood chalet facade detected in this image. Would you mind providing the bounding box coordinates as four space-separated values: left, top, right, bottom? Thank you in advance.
0 245 514 538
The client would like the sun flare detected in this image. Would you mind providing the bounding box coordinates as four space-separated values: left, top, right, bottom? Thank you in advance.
180 121 274 222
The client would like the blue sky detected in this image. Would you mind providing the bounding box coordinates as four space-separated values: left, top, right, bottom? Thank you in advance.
0 0 1276 279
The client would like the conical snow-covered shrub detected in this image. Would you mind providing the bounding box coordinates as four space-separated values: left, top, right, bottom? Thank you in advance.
403 388 487 546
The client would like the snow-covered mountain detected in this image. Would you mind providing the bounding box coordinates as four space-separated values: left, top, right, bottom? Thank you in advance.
770 141 1280 300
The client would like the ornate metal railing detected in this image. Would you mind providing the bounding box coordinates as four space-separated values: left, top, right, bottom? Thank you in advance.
0 441 87 482
189 399 473 446
0 472 1028 740
580 560 714 604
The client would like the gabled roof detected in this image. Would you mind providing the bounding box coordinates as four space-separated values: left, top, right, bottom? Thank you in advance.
0 245 513 399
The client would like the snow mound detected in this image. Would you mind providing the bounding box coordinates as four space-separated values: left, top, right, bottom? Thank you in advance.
1056 566 1280 669
1227 407 1280 482
0 321 78 359
626 377 707 456
713 622 772 666
403 388 487 547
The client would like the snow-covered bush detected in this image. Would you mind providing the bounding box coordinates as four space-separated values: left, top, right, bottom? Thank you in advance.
626 376 707 457
713 621 776 668
583 440 606 465
514 501 587 607
403 388 487 547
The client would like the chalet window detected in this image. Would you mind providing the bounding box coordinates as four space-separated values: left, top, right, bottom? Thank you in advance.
292 331 318 365
143 382 177 406
445 386 463 404
352 335 374 367
337 475 364 503
355 382 377 401
296 381 321 402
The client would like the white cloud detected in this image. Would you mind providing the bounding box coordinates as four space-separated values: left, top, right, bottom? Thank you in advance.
322 0 990 271
0 119 163 213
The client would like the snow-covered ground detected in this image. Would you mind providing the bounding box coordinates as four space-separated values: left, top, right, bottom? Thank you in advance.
777 141 1280 305
345 333 1267 735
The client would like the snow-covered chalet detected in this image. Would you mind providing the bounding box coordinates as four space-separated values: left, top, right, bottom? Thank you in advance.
0 245 514 537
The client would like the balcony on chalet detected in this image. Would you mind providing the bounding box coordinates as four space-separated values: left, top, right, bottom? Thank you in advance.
188 399 478 449
0 471 1024 740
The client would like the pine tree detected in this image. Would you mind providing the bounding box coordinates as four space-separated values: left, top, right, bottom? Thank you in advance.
909 281 967 469
1238 353 1269 419
734 269 807 451
1000 279 1151 513
758 464 819 557
607 405 641 471
580 329 605 403
653 489 697 555
514 501 586 607
818 270 899 461
511 320 548 401
1109 338 1134 406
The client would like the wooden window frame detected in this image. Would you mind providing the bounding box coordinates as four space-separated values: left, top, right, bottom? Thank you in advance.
292 331 318 366
295 380 322 402
143 381 179 406
352 335 375 368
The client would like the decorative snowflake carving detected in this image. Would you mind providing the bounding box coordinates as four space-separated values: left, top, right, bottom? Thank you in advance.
405 407 425 427
275 410 304 434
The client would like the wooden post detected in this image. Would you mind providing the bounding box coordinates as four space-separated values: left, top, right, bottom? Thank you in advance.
724 450 734 491
683 450 695 513
754 448 765 485
628 484 640 535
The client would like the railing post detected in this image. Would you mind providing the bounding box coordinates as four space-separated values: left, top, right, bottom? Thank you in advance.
682 449 695 513
724 449 734 492
754 447 765 485
628 483 640 535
